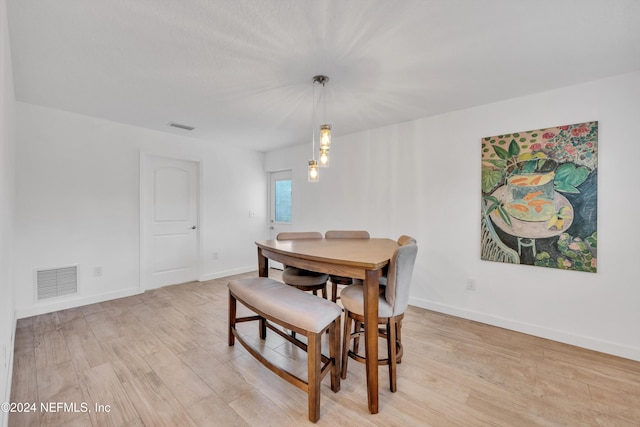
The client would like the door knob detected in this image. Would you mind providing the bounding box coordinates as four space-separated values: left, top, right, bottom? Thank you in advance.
190 226 197 230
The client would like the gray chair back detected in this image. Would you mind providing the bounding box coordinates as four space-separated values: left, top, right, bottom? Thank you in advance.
385 242 418 316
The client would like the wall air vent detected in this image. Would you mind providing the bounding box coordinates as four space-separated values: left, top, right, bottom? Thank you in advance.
168 122 195 131
36 266 78 301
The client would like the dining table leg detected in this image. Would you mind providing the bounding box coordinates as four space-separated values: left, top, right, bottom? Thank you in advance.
257 247 268 278
363 268 381 414
257 247 268 337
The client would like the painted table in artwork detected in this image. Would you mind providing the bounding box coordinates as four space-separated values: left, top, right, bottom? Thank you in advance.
489 186 574 256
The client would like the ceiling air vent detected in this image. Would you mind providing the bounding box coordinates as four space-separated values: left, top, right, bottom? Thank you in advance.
168 122 195 131
37 266 78 301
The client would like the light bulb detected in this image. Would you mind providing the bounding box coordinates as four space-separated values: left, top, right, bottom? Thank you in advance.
308 160 319 182
320 124 331 150
319 148 329 167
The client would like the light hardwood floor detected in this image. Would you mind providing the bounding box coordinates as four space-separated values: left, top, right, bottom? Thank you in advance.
9 271 640 426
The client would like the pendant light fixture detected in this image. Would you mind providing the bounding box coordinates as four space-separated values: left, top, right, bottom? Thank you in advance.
319 125 331 167
308 159 319 182
316 75 331 167
308 75 331 182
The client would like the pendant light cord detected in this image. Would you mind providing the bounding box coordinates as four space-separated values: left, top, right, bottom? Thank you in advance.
322 81 327 125
311 81 317 160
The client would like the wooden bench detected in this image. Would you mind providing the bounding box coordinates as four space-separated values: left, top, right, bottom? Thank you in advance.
228 277 342 423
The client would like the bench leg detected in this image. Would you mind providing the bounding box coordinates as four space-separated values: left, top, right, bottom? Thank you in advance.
341 309 351 380
228 291 236 346
307 332 321 423
260 317 267 339
329 318 341 392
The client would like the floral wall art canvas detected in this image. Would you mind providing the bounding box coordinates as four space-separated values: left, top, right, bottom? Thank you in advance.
481 121 598 272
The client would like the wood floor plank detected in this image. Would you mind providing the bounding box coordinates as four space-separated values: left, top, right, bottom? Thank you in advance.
120 371 197 427
37 385 93 427
228 388 301 427
9 270 640 426
99 337 155 383
60 317 107 373
84 311 122 343
32 312 61 336
54 306 85 325
35 360 79 402
8 370 39 427
179 348 255 404
79 362 140 427
588 383 640 422
186 394 250 427
79 302 104 317
144 348 215 408
34 329 71 369
230 354 310 419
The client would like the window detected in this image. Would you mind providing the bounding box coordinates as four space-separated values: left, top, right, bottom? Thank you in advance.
274 178 292 223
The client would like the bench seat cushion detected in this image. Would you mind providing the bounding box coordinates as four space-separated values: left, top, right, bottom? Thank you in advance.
229 278 342 333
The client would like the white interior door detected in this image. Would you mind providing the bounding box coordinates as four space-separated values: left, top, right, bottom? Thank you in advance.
141 154 199 290
269 170 292 269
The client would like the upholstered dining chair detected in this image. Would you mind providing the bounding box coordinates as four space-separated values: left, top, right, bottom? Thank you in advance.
397 234 417 247
340 240 418 392
353 234 416 287
324 230 370 302
276 232 330 299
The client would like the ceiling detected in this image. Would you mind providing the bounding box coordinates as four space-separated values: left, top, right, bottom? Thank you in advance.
7 0 640 152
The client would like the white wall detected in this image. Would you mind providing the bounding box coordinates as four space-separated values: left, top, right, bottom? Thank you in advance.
0 0 16 424
14 103 269 317
265 71 640 361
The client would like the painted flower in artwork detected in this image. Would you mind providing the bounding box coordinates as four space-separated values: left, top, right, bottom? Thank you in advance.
535 232 597 273
482 121 597 171
530 122 598 170
571 125 590 136
564 145 577 156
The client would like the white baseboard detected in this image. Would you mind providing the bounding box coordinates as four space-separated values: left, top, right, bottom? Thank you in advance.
15 287 142 319
15 266 257 319
409 297 640 363
199 266 256 282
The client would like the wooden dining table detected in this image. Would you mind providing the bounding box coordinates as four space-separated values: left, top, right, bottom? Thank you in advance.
255 237 399 414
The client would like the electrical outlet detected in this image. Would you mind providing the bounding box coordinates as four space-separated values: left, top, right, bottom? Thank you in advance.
94 266 103 277
466 279 476 291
